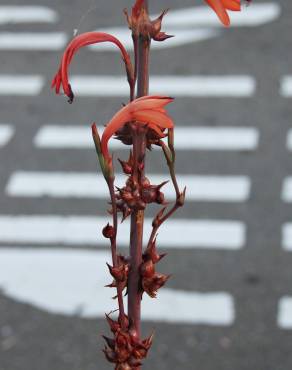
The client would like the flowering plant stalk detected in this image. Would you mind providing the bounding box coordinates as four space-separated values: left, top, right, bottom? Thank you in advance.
52 0 245 368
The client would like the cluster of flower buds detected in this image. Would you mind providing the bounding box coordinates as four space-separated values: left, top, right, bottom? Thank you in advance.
115 122 167 150
140 238 169 298
103 314 154 369
124 0 173 41
114 151 168 220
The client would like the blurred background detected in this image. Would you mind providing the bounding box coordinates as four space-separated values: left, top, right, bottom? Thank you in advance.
0 0 292 369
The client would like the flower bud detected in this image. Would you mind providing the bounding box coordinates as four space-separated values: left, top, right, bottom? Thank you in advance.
140 260 155 278
102 223 115 239
118 158 132 175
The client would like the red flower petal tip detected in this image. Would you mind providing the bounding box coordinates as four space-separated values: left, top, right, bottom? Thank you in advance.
205 0 242 26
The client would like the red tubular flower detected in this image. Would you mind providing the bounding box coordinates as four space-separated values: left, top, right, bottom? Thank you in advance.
101 95 174 163
204 0 241 26
52 32 133 103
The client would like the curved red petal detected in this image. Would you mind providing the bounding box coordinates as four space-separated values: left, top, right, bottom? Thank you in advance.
100 96 174 162
222 0 241 11
101 106 132 161
134 110 174 129
133 96 174 111
52 32 131 101
204 0 231 26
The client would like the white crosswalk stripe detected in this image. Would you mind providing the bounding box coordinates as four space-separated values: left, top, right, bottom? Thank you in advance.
0 216 246 250
281 177 292 202
0 75 44 95
6 172 251 202
0 124 14 147
286 129 292 150
69 75 256 97
0 248 235 324
0 6 58 24
281 223 292 251
280 76 292 97
0 33 67 50
277 297 292 329
34 125 259 151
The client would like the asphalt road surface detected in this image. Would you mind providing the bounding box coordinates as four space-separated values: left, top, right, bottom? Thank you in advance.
0 1 292 369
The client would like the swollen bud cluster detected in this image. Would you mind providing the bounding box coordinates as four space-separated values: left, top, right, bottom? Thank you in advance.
103 314 154 369
124 0 173 41
114 151 168 221
140 238 169 298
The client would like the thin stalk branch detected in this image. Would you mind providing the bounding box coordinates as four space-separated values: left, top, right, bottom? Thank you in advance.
106 176 126 325
146 139 186 250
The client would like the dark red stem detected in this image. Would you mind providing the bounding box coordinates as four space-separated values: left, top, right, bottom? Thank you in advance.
128 0 150 348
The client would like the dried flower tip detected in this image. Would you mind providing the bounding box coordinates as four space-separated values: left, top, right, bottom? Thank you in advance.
177 186 187 207
105 314 120 333
102 335 115 350
150 9 173 42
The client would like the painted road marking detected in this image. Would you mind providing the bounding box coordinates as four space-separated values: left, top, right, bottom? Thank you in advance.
0 6 58 24
281 177 292 202
69 75 256 97
277 297 292 329
34 125 259 151
0 248 235 325
6 172 251 202
286 129 292 150
0 76 44 96
280 76 292 97
0 124 14 147
281 224 292 251
0 216 246 250
0 33 67 50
